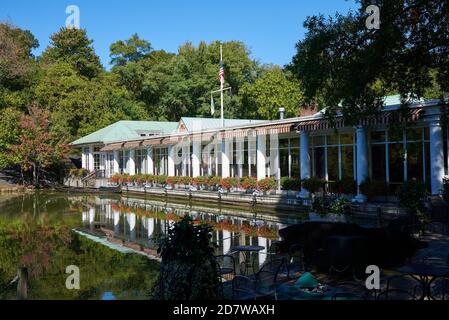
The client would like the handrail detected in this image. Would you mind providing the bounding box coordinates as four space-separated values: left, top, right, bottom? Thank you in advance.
81 170 97 182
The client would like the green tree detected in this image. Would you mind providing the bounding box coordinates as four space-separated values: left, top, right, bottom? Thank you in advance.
288 0 449 122
0 107 22 168
110 33 153 66
40 28 103 79
241 67 304 119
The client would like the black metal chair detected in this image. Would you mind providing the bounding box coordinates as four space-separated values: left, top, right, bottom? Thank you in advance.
285 244 306 279
215 255 237 299
232 259 285 300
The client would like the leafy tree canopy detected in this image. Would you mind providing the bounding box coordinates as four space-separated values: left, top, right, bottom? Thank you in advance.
288 0 449 123
110 33 153 66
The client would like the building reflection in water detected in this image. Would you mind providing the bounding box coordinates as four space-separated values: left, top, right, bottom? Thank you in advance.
81 197 296 269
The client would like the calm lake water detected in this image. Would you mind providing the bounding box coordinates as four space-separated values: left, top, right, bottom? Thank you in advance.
0 191 299 300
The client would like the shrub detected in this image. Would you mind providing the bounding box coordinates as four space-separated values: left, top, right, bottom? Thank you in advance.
241 176 257 190
398 178 427 215
280 177 301 191
333 177 357 194
359 179 387 200
135 175 145 185
152 216 222 300
126 175 134 184
166 176 179 186
302 177 324 194
193 176 208 186
257 178 277 192
442 177 449 203
329 197 350 215
111 174 119 184
220 177 239 191
312 197 331 216
207 176 221 187
178 176 192 185
158 175 168 185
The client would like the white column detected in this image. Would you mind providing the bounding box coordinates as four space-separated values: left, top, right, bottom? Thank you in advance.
258 237 268 267
127 213 136 241
236 137 244 178
147 218 155 239
354 126 368 203
270 134 280 188
192 140 201 177
221 138 231 178
89 207 95 225
223 230 231 254
147 146 154 174
88 146 94 171
257 135 267 181
428 113 445 195
128 150 136 176
299 131 311 198
81 148 87 169
113 150 120 174
182 143 189 176
168 145 175 176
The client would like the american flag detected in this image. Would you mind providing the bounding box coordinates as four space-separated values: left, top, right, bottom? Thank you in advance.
219 61 225 86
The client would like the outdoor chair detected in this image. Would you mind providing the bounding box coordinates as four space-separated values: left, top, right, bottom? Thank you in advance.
232 259 285 300
215 255 237 299
285 244 306 279
379 274 420 300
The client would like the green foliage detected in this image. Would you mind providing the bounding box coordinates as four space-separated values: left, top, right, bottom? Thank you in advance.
302 177 324 194
333 177 357 195
220 177 239 191
359 179 388 201
152 216 222 300
40 28 103 79
240 67 304 119
312 196 350 216
289 0 449 122
110 33 153 66
280 177 301 191
241 176 257 190
257 177 277 192
0 107 22 168
398 179 427 215
207 176 221 187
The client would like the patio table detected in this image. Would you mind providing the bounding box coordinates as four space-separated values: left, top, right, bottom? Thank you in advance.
397 264 449 300
231 245 265 275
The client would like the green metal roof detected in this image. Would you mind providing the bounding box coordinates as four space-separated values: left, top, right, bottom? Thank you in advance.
71 120 179 146
179 117 267 132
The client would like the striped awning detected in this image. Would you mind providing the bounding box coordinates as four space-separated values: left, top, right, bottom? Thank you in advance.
100 142 123 152
161 136 180 145
296 108 423 132
142 139 162 146
124 140 142 148
255 123 292 135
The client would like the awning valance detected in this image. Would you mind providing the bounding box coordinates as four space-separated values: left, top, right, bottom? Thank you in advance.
142 139 162 146
255 124 292 135
124 140 142 149
296 108 423 132
161 136 180 145
100 143 124 152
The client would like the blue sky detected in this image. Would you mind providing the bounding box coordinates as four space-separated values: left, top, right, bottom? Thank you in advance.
1 0 357 69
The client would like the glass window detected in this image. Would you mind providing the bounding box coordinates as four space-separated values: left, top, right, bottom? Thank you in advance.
314 147 325 179
407 142 423 181
389 144 405 183
280 148 289 178
327 146 339 181
327 134 338 146
341 146 354 179
389 128 404 142
371 145 386 181
291 148 300 179
313 136 325 146
340 133 354 145
371 131 386 143
406 128 422 142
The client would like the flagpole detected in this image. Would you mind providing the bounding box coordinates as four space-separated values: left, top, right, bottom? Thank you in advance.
220 45 224 128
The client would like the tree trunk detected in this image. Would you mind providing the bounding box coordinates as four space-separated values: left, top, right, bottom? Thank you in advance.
16 267 28 300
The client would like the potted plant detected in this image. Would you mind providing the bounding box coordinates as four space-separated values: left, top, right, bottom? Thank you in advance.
207 176 221 191
302 177 324 198
241 176 257 193
359 179 387 201
257 177 277 194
